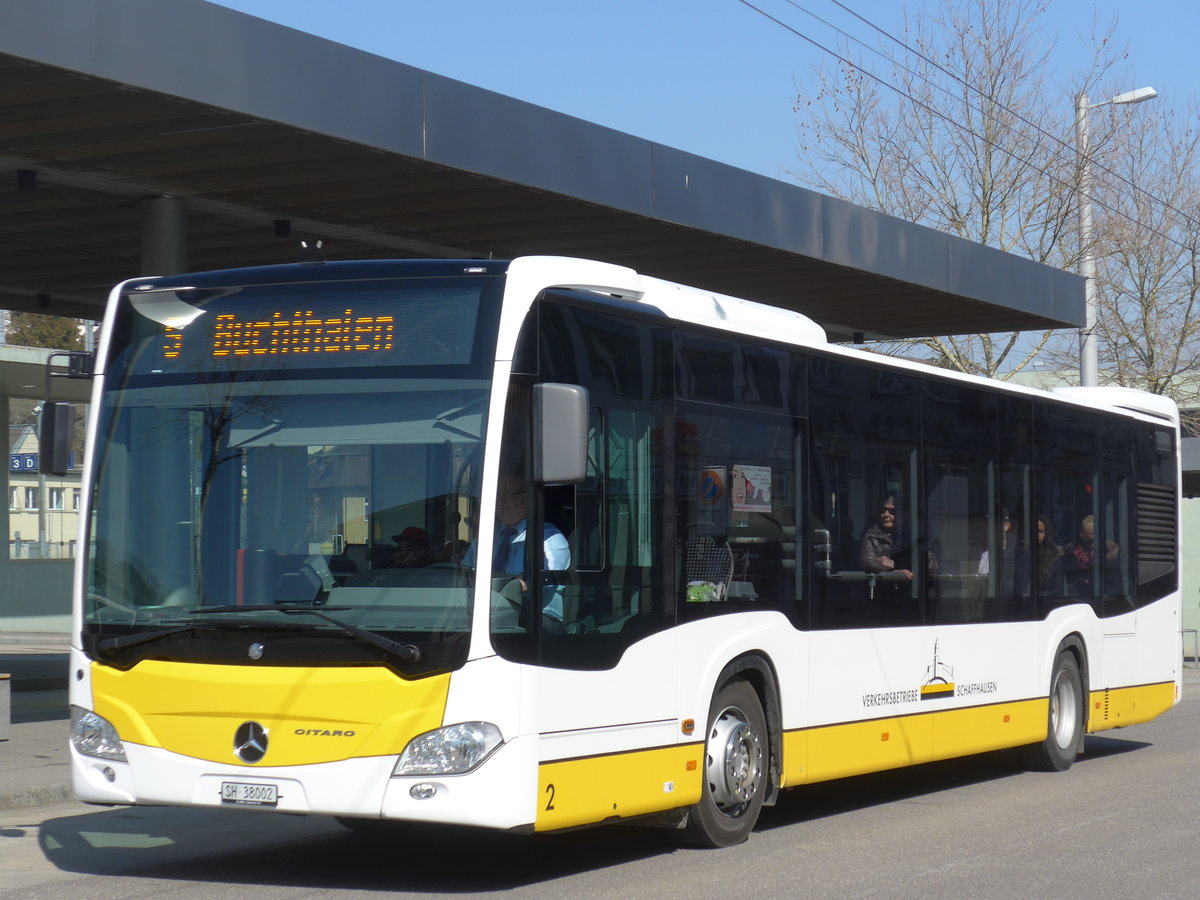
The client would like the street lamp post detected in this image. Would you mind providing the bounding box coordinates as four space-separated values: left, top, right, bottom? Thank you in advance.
1076 86 1157 387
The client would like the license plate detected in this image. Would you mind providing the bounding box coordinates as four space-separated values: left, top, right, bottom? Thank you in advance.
221 781 278 807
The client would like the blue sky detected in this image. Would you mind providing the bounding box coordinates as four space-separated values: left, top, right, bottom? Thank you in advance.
209 0 1196 181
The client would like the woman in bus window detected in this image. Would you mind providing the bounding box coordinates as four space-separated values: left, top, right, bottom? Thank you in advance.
860 495 912 581
1035 515 1065 596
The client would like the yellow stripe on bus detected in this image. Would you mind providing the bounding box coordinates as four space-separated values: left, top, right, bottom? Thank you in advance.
778 681 1177 787
91 660 449 767
532 682 1178 832
780 698 1048 786
536 743 704 831
534 696 1052 831
1086 681 1176 732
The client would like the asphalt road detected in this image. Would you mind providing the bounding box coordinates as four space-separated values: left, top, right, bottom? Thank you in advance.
3 687 1198 900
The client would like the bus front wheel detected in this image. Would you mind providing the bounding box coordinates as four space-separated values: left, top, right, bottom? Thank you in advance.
681 678 768 848
1020 649 1084 772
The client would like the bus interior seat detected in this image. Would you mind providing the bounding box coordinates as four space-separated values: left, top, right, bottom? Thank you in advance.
328 554 359 583
369 544 394 570
339 545 367 574
684 535 733 601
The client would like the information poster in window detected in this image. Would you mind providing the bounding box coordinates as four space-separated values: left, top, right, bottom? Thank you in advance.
731 464 772 513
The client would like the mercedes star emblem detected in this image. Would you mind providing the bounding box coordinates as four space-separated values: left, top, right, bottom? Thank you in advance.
234 721 268 763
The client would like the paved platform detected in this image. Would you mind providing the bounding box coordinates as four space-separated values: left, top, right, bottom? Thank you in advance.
0 632 72 807
0 692 70 809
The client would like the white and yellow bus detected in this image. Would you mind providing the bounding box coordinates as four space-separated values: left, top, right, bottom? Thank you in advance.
52 256 1181 847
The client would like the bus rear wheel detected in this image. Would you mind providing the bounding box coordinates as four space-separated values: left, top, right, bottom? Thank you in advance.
681 678 768 848
1020 649 1084 772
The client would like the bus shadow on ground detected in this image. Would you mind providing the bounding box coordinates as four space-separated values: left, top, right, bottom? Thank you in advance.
756 734 1151 832
1075 733 1152 760
37 805 678 892
36 735 1153 891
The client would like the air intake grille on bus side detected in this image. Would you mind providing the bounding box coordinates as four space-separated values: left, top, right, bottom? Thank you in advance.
1136 482 1176 585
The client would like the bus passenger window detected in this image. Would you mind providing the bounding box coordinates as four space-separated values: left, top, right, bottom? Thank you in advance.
809 357 922 629
1037 406 1101 618
924 381 1007 625
676 402 797 621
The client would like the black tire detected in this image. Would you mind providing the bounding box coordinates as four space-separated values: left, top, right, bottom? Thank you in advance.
680 678 769 848
1020 649 1084 772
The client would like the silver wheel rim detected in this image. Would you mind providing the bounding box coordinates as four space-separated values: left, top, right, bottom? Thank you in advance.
1049 668 1078 750
705 704 764 817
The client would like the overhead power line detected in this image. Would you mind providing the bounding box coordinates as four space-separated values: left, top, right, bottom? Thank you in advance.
735 0 1194 253
820 0 1199 233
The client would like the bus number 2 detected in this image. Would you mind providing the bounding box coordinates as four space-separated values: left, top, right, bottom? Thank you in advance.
545 783 556 811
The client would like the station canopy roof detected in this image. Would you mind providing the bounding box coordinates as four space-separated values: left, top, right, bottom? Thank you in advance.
0 0 1083 342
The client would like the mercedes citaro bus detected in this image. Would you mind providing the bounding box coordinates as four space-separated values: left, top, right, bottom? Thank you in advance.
47 256 1181 847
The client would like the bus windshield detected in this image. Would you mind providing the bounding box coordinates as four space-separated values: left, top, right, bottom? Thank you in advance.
84 271 502 662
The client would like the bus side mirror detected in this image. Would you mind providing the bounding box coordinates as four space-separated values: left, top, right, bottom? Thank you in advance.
534 383 588 485
39 401 74 476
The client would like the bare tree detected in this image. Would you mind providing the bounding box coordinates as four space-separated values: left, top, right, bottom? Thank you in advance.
793 0 1121 378
1041 100 1200 431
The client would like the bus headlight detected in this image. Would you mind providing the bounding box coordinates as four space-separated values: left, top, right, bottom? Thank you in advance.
70 707 127 763
393 722 503 776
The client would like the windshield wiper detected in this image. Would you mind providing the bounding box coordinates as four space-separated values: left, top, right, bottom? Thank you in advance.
94 608 321 654
97 624 198 654
192 604 421 663
196 604 352 613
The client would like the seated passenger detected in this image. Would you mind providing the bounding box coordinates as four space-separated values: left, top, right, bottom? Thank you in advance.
860 495 913 581
493 474 570 628
1035 515 1065 595
390 527 433 568
1065 514 1118 596
465 473 571 631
